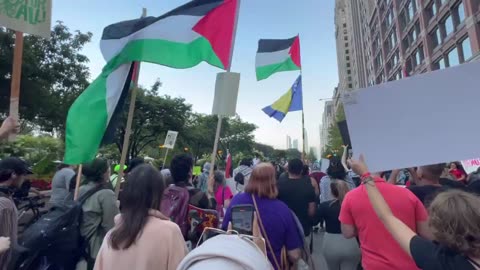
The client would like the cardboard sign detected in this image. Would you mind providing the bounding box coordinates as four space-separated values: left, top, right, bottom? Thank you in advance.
212 72 240 116
461 159 480 174
0 0 52 38
193 166 202 176
344 61 480 172
163 131 178 149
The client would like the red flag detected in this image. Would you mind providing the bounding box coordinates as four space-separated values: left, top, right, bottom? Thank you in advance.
225 151 232 178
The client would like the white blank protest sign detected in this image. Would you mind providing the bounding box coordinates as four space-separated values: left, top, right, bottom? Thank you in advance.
344 61 480 173
212 72 240 117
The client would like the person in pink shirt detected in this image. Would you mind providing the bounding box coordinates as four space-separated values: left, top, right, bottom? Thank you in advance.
339 170 431 270
213 171 233 216
94 165 186 270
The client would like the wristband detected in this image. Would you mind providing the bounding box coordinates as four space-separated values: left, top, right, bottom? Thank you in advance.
362 176 374 185
360 172 371 181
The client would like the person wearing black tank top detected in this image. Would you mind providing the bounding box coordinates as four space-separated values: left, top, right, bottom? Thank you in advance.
349 155 480 270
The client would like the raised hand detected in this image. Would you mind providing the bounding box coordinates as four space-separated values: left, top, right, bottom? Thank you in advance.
348 154 369 176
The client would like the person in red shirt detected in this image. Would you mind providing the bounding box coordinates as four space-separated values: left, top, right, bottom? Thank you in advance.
448 163 466 185
339 171 431 270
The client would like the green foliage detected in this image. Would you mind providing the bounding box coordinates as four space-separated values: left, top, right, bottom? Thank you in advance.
323 104 346 157
0 22 92 134
0 135 63 178
285 149 302 160
306 148 317 162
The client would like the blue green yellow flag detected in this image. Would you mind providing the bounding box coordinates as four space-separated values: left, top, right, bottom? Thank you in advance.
262 75 303 122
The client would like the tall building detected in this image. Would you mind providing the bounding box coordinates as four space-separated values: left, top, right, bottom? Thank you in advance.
320 100 335 154
367 0 480 84
334 0 373 100
286 135 292 149
303 128 309 152
310 147 318 160
292 139 299 151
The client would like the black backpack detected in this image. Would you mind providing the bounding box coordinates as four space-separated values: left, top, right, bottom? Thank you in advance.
13 184 107 270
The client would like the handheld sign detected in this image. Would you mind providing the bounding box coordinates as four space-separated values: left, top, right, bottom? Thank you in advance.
163 131 178 149
344 61 480 172
0 0 52 38
461 159 480 174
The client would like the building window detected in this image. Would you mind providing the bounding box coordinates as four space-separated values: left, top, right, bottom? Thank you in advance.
347 69 351 75
447 47 460 67
457 3 465 23
427 2 437 19
343 23 347 28
431 27 442 47
408 0 415 20
348 83 353 88
434 57 446 70
344 36 348 41
444 15 454 37
347 63 351 68
346 49 349 54
461 36 472 61
346 56 350 61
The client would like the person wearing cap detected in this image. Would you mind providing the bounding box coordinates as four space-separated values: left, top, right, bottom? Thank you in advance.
0 157 32 270
49 163 76 207
110 164 127 191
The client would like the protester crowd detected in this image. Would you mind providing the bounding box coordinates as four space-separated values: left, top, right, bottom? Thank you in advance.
0 117 479 270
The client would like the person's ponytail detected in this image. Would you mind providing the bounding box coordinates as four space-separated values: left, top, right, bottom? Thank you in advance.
330 180 350 204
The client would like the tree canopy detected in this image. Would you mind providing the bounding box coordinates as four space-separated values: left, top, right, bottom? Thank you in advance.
0 22 92 134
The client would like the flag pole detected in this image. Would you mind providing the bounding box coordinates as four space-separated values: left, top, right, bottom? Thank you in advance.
73 165 83 201
208 0 241 195
8 31 24 142
298 34 306 162
114 8 147 199
161 148 169 170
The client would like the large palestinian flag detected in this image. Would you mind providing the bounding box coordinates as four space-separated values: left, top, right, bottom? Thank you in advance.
256 36 301 81
64 0 239 165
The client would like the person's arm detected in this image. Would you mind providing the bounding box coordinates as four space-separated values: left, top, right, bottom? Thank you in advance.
458 172 466 182
0 117 19 140
341 145 349 171
388 169 401 185
99 191 119 231
348 155 417 257
339 193 358 239
310 177 320 196
0 237 10 254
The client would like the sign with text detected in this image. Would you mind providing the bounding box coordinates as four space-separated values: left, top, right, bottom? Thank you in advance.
461 159 480 174
344 61 480 172
0 0 52 38
163 131 178 149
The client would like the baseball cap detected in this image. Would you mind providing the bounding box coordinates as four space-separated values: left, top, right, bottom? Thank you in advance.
0 157 33 176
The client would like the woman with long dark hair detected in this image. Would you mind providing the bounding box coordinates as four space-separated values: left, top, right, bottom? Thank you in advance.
318 180 360 270
94 164 186 270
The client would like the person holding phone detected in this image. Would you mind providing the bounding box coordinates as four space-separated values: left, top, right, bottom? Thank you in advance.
222 163 302 270
348 155 480 270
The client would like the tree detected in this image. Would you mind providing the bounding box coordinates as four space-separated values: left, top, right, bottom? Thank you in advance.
285 148 302 160
306 148 317 162
112 80 192 161
323 104 346 157
254 143 275 160
0 22 92 134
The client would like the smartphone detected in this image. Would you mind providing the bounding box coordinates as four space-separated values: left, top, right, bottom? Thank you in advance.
231 204 255 235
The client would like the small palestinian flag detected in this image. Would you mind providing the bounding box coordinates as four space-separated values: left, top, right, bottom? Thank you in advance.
65 0 239 165
256 35 301 81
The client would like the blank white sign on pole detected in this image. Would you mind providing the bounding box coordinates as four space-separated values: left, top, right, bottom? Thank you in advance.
343 61 480 173
212 72 240 117
163 131 178 149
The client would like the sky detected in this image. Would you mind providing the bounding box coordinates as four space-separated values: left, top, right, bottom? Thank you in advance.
51 0 338 153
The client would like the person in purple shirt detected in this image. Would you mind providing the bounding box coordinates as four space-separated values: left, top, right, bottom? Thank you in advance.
222 163 303 270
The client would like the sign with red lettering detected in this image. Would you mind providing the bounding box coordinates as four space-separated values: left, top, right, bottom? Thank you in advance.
461 158 480 174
